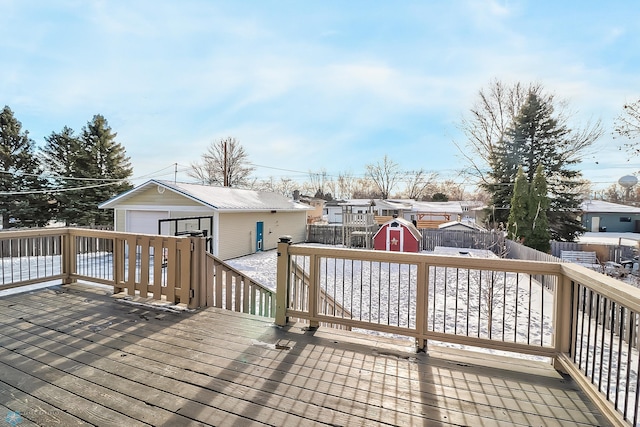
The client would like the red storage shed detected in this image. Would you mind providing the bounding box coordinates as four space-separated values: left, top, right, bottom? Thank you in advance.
373 217 422 253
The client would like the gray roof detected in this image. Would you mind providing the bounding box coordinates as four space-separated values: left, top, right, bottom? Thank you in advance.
99 180 312 212
581 200 640 214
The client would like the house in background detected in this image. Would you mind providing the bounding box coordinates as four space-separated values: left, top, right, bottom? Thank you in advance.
323 199 484 228
294 192 326 224
99 180 311 260
581 200 640 233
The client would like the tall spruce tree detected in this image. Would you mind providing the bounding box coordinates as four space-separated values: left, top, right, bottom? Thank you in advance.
0 106 52 228
507 166 529 242
485 92 585 241
40 126 82 225
76 115 133 225
527 164 551 252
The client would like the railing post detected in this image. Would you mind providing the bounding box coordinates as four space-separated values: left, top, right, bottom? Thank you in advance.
415 261 429 352
308 252 319 329
275 236 292 326
113 237 125 294
189 236 207 309
553 274 574 372
62 229 74 284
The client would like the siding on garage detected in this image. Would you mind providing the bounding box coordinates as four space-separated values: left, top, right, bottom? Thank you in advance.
126 210 171 235
218 211 306 260
114 209 126 231
124 184 205 207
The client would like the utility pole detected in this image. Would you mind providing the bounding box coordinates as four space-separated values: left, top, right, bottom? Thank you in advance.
223 140 229 187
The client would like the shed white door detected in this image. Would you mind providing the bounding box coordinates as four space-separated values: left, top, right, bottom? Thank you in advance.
591 216 600 232
127 211 170 235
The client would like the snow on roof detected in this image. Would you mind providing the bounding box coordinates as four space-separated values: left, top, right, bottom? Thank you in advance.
581 200 640 214
409 201 482 213
100 180 312 212
336 199 483 212
375 199 413 210
438 220 486 231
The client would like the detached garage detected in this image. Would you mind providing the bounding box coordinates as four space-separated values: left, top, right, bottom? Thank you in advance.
373 217 422 253
99 179 311 260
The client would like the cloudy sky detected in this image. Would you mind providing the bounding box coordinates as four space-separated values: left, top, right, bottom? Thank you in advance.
1 0 638 193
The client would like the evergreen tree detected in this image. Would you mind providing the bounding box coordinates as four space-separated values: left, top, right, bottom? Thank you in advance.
77 115 133 225
507 166 529 242
39 126 82 225
0 106 52 228
527 164 551 252
484 93 585 241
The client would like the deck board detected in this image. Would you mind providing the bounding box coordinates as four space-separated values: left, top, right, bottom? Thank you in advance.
0 284 610 426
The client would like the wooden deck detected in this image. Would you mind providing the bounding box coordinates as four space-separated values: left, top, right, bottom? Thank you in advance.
0 284 608 427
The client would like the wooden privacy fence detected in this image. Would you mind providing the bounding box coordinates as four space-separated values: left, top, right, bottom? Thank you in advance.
552 240 637 263
307 225 506 254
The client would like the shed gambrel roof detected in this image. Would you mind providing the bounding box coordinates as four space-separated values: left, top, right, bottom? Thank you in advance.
373 217 422 241
99 180 312 212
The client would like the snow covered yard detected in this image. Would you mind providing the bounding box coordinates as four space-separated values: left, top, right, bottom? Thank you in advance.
227 244 640 422
227 245 555 355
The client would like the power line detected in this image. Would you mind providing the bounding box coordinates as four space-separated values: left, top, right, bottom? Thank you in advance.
0 181 126 196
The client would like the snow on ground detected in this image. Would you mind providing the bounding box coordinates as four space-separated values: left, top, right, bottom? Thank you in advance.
227 244 640 420
227 245 555 361
578 231 640 246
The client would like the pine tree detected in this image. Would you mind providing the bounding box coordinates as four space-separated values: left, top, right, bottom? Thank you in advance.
527 164 551 252
484 92 585 241
40 126 82 225
507 166 529 242
0 106 52 228
77 115 133 225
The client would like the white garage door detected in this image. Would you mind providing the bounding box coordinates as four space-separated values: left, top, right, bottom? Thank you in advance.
127 211 170 235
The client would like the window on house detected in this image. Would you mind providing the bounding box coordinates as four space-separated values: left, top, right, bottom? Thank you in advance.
620 217 632 222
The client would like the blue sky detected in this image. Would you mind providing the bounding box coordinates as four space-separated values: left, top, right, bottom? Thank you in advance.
1 0 638 192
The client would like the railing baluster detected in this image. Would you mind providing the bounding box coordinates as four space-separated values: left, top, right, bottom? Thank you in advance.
616 306 625 410
598 297 607 392
607 301 616 401
624 311 635 420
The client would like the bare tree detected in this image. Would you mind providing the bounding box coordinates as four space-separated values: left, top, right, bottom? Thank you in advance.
308 169 328 196
352 177 381 199
456 79 533 183
365 155 401 199
402 169 439 200
456 79 602 184
254 176 296 197
337 171 356 199
188 137 254 187
614 98 640 157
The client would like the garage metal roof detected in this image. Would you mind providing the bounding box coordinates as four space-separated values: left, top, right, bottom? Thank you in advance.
99 179 312 212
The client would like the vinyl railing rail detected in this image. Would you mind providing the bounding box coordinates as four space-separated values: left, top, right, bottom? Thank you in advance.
275 238 640 427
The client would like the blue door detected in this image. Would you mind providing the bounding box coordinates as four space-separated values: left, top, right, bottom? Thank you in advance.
256 222 264 252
